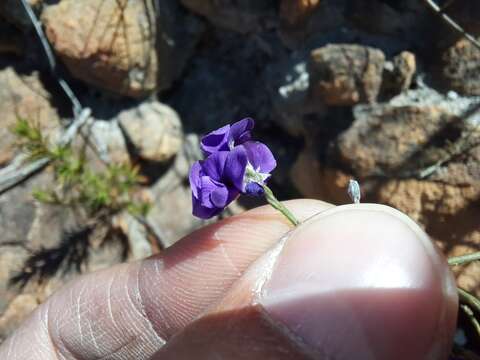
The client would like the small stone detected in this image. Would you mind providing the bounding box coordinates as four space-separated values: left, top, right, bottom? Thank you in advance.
442 38 480 96
118 102 183 162
380 51 416 99
308 44 385 106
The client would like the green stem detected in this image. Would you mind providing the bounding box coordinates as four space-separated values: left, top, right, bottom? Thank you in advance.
448 252 480 266
460 304 480 339
457 287 480 341
458 287 480 315
262 185 299 227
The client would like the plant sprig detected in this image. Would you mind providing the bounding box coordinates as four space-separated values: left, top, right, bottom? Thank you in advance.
12 118 150 217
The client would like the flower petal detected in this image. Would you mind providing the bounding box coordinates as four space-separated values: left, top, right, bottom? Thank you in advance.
210 184 229 208
201 151 229 181
191 176 239 219
224 145 248 191
229 118 254 145
200 124 231 155
243 141 277 173
199 176 224 208
189 161 202 198
192 195 220 219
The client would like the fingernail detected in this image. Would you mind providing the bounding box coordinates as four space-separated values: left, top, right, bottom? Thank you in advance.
259 204 458 359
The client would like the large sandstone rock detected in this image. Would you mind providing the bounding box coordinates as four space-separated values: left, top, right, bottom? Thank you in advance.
308 44 385 106
180 0 274 33
42 0 203 98
0 67 60 167
42 0 158 98
337 103 457 178
118 102 183 163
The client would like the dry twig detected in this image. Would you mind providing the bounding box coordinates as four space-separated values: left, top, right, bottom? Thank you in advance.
423 0 480 50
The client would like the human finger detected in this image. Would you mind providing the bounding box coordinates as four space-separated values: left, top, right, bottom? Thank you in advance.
0 199 332 360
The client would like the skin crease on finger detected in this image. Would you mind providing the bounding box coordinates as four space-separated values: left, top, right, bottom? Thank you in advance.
155 204 458 360
0 199 332 360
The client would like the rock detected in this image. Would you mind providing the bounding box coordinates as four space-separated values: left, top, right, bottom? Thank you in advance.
441 38 480 96
118 102 183 163
42 0 158 98
42 0 203 98
380 51 416 99
179 0 274 33
336 103 458 178
308 44 385 106
0 67 60 167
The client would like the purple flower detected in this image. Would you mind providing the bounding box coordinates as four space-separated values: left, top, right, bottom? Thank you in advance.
200 118 254 155
189 118 276 219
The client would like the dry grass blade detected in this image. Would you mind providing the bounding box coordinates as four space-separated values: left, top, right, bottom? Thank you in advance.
424 0 480 50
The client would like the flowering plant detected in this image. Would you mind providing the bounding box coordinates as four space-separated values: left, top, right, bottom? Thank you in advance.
189 118 299 225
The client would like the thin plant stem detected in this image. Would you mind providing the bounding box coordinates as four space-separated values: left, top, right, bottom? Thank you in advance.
448 252 480 266
458 287 480 315
460 304 480 339
262 185 299 227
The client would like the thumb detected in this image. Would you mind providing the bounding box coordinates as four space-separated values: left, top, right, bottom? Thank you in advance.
155 204 458 360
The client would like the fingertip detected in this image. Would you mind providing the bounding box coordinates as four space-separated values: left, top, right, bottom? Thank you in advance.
258 203 458 359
